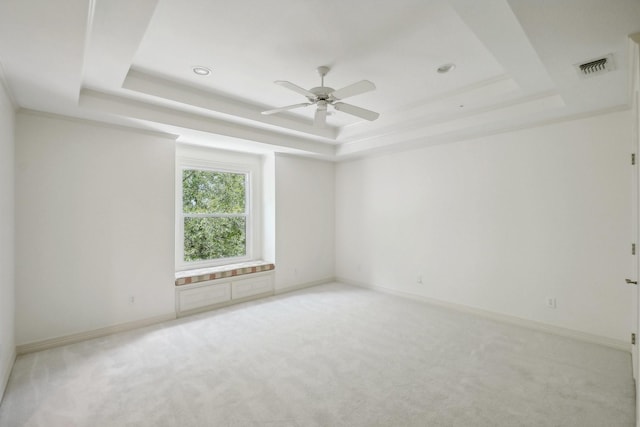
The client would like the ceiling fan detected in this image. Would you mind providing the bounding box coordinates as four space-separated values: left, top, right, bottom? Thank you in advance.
261 66 380 127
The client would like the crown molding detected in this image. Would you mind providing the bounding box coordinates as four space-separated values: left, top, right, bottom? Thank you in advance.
80 88 336 158
19 108 179 141
336 104 630 162
0 58 18 110
123 69 338 140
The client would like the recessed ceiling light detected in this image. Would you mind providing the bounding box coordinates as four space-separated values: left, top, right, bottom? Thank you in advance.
437 63 456 74
192 66 212 76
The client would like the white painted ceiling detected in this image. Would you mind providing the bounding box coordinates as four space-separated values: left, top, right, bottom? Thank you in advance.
0 0 638 159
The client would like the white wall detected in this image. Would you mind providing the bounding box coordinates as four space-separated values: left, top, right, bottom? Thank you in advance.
15 112 176 345
0 79 15 401
275 154 335 291
336 110 633 342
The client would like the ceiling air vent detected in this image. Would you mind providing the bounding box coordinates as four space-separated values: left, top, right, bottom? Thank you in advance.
575 54 615 78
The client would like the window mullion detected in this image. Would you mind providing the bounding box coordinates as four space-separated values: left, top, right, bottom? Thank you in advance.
183 213 248 218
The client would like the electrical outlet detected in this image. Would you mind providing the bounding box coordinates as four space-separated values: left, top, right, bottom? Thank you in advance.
417 275 423 284
129 296 135 304
546 297 557 309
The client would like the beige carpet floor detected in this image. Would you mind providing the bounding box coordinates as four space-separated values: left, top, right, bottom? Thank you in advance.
0 282 635 426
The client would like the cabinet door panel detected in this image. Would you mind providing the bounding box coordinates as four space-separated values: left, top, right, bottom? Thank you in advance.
179 282 231 312
232 275 273 299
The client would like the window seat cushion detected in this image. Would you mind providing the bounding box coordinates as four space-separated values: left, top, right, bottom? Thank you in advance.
175 260 275 286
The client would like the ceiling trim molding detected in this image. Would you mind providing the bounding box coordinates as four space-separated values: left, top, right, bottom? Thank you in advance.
79 89 336 157
628 33 640 104
338 74 520 141
0 58 18 110
82 0 160 89
487 104 631 138
336 104 631 162
450 0 553 93
378 74 516 118
122 69 338 140
78 0 96 99
336 91 565 156
18 108 180 141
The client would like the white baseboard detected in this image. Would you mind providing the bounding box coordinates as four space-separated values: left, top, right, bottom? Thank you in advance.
338 277 630 353
16 313 177 355
0 348 16 406
274 277 336 295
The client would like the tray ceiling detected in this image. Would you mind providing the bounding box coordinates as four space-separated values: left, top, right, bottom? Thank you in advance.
0 0 638 159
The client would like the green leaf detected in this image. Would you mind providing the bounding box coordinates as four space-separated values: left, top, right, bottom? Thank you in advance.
184 217 247 262
183 169 246 214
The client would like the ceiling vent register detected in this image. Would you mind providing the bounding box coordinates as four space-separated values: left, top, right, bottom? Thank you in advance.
575 54 615 78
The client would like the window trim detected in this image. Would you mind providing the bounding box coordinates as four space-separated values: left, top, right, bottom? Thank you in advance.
176 149 261 271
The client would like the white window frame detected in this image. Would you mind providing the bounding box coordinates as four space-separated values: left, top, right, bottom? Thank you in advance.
176 146 261 271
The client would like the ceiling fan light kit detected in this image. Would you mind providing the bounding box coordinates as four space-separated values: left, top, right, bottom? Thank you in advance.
262 66 380 127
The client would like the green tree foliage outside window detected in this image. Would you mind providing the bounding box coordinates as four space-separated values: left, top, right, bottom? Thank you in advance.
182 169 247 262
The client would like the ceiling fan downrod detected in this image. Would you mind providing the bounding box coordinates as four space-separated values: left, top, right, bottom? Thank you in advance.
317 65 329 88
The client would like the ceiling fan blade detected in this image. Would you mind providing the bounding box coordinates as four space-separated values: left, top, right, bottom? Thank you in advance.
334 102 380 121
261 102 312 115
330 80 376 100
274 80 316 99
313 106 327 128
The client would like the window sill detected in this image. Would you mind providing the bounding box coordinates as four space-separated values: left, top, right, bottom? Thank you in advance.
175 260 275 286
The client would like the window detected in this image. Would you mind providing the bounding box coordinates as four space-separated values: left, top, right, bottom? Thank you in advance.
176 145 262 270
182 169 248 262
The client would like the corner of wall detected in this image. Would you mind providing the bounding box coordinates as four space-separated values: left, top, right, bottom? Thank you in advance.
262 152 276 264
0 349 16 405
0 65 16 405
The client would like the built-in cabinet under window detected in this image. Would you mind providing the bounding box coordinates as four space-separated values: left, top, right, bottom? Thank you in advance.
175 270 274 316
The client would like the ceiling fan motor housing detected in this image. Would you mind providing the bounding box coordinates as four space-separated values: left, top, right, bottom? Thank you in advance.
309 86 334 102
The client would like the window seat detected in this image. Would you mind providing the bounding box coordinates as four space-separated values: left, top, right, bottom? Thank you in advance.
175 260 275 286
